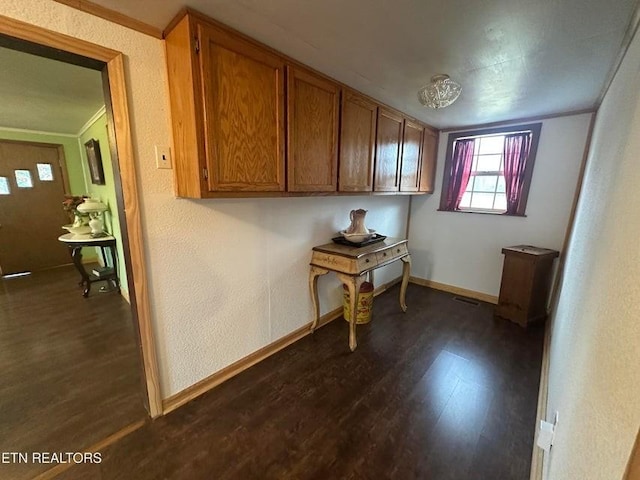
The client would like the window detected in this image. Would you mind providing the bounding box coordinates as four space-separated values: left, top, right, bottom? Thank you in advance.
0 176 10 195
37 163 54 181
439 123 542 216
14 169 33 188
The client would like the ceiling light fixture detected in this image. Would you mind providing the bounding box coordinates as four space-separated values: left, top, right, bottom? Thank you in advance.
418 74 462 109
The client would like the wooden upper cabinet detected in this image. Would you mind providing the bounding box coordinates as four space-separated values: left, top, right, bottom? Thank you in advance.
164 14 285 197
419 128 439 193
164 10 438 198
339 90 377 192
199 23 286 192
374 108 404 192
399 120 423 192
287 66 339 192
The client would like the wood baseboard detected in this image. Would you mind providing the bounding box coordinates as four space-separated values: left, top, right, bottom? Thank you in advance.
162 275 402 415
623 428 640 480
529 316 552 480
373 275 402 295
120 288 130 304
409 276 499 304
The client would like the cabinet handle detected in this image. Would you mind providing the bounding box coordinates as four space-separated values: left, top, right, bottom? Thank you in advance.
365 258 370 263
397 248 400 253
383 252 387 257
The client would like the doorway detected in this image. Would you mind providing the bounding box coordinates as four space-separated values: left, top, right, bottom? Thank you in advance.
0 140 71 273
0 14 161 479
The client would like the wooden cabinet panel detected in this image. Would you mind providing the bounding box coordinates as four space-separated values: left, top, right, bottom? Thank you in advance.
339 90 377 192
374 108 403 192
400 120 423 192
287 66 339 192
199 23 286 192
419 128 438 193
165 16 205 198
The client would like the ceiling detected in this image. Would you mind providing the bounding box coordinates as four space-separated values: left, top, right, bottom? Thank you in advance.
0 46 104 134
91 0 638 129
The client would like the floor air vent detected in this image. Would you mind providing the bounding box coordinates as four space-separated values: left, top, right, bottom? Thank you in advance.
452 296 480 307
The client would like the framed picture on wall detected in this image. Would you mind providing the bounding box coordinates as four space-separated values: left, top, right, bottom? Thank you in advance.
85 138 105 185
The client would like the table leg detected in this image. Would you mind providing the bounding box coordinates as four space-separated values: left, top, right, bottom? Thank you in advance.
70 246 91 297
338 273 364 352
309 266 329 332
400 254 411 312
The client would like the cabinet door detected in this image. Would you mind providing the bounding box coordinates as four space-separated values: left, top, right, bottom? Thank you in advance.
399 120 423 192
374 108 403 192
419 128 438 193
198 23 286 192
287 66 339 192
339 90 377 192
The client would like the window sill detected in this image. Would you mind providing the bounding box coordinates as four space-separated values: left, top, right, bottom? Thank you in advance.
437 208 526 217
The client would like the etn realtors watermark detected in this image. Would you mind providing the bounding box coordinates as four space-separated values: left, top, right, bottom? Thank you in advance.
1 452 102 464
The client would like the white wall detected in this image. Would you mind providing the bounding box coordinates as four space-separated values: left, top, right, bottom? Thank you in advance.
0 0 409 397
408 114 591 297
543 24 640 480
148 195 407 396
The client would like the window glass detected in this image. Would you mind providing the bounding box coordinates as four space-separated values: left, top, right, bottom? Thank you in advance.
469 192 495 210
37 163 54 181
15 170 33 188
0 176 9 195
459 191 471 208
474 175 498 193
478 135 504 154
476 154 502 172
494 193 507 211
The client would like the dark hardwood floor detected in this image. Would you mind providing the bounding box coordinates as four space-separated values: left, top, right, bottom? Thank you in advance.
54 283 544 480
0 265 146 480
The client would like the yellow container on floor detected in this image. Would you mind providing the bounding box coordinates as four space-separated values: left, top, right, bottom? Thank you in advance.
342 281 374 324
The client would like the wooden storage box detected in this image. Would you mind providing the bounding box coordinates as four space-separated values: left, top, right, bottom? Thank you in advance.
495 245 559 327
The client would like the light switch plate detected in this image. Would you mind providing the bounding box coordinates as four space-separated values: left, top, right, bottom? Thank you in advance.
155 145 172 169
536 420 555 452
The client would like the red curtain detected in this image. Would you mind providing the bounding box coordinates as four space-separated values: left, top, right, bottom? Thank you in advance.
503 133 532 214
444 138 476 210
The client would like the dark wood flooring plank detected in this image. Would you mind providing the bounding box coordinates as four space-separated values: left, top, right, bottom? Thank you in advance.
0 266 146 480
59 284 542 480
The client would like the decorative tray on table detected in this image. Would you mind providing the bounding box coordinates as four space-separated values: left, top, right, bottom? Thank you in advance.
331 234 387 247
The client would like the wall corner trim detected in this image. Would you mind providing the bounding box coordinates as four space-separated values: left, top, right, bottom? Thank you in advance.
77 105 107 137
52 0 163 39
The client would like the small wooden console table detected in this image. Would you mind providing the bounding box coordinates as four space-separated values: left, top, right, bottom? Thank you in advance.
58 233 120 297
309 237 411 351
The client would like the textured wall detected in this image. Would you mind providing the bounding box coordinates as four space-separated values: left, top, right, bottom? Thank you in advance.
408 114 591 297
0 1 409 397
543 24 640 480
151 195 407 395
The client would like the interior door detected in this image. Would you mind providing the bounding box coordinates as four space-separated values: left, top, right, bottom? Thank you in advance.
0 140 71 274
